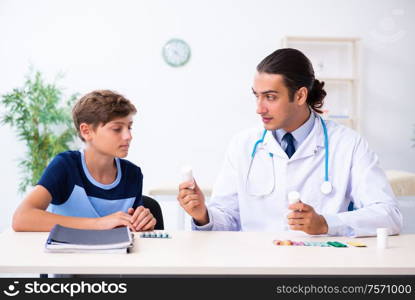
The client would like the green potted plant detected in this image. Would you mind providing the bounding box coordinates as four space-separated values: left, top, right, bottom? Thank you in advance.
1 70 78 192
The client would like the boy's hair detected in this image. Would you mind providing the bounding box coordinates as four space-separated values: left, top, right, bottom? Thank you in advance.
72 90 137 141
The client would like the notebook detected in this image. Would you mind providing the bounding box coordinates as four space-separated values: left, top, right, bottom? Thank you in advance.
45 224 133 253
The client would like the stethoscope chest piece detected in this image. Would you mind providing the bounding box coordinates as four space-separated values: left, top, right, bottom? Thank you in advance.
320 181 333 195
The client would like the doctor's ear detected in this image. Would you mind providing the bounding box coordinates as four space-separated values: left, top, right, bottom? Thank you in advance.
294 87 308 106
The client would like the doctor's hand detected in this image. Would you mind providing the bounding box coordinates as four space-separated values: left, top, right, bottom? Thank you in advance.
177 180 209 226
287 202 328 235
127 207 157 232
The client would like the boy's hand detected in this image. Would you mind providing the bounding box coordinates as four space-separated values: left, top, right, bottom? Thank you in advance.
177 180 209 226
95 211 133 230
128 206 157 232
287 202 328 235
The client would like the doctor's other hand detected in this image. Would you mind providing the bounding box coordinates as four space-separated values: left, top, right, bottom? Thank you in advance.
287 202 328 235
177 180 209 226
127 207 157 232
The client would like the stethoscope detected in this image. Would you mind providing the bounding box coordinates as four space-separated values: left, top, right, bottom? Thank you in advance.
246 116 333 196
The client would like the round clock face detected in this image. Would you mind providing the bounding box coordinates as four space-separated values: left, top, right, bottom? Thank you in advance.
162 39 191 67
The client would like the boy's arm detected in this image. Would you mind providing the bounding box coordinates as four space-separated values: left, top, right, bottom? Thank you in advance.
12 185 133 232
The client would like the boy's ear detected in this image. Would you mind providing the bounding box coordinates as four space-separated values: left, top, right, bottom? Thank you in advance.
79 123 94 141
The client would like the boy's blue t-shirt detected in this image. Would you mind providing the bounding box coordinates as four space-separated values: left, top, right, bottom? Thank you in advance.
38 150 143 218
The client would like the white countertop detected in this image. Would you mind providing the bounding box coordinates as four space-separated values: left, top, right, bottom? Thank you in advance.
1 230 414 275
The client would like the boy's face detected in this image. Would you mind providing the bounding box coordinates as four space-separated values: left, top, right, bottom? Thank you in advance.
81 114 134 158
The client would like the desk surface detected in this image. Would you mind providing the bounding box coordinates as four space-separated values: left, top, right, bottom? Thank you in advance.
0 230 414 275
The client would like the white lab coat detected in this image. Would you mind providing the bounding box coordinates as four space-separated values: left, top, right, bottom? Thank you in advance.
193 116 402 237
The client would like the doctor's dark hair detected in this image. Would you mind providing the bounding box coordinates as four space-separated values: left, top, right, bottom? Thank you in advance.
72 90 137 141
256 48 326 114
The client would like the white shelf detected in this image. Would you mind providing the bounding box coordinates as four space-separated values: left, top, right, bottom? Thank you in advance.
282 36 360 131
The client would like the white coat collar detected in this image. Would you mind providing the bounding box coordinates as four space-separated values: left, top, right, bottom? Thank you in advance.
262 112 325 160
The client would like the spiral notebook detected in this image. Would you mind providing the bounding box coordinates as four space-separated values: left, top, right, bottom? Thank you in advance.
45 224 133 253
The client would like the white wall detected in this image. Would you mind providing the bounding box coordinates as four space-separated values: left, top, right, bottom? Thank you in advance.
0 0 414 231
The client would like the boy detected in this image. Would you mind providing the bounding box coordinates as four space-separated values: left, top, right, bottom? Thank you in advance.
12 90 156 232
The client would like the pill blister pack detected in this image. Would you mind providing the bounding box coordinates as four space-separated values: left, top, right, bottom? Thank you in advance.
140 232 171 239
273 240 351 247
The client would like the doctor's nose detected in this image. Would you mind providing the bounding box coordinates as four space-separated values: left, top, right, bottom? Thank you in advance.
256 101 268 115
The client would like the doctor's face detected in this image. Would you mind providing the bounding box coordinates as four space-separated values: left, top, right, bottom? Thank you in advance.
253 72 300 131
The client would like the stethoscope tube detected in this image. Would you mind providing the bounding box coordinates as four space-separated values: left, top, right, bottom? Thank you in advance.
320 117 329 182
251 129 268 158
319 117 332 194
249 116 332 195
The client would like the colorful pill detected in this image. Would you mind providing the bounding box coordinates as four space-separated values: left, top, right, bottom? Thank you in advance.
347 242 367 247
280 240 293 246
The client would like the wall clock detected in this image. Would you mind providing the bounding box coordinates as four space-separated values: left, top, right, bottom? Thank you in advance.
162 38 191 67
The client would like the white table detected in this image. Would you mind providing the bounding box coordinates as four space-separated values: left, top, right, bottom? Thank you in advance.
0 230 414 275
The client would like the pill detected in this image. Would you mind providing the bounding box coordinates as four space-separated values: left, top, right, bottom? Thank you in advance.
280 240 293 246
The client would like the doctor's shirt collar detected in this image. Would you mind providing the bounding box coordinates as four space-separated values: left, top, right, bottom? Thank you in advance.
272 110 316 150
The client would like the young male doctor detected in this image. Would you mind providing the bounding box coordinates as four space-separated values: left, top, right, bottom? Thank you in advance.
178 48 402 237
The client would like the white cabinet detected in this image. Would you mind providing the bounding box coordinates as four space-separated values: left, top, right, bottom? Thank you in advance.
282 36 360 130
